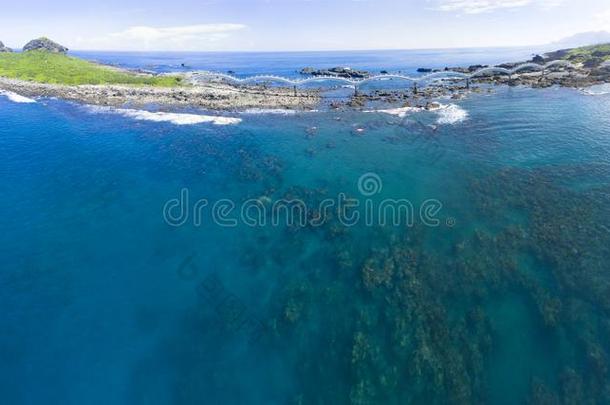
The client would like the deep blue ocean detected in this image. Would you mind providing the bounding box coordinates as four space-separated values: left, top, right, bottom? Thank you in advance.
2 49 610 404
72 47 539 77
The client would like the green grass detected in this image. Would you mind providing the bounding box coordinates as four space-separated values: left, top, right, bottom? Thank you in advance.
0 51 183 87
562 43 610 64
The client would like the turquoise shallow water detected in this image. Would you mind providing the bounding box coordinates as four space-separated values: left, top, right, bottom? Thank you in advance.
1 85 610 404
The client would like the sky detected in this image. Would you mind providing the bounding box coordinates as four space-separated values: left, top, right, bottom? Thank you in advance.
1 0 610 51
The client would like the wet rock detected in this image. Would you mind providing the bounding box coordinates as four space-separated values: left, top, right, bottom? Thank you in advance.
425 101 441 110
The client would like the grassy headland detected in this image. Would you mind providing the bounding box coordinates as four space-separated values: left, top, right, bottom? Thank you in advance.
0 51 182 87
545 43 610 68
564 43 610 60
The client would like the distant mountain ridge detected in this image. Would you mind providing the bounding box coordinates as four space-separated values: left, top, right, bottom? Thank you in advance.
550 31 610 49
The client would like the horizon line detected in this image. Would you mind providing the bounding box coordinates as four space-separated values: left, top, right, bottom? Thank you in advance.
63 43 547 54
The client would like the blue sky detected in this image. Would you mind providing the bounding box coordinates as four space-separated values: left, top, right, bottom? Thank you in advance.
1 0 610 51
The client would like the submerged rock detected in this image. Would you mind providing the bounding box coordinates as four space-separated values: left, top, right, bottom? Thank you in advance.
23 37 68 53
0 41 12 52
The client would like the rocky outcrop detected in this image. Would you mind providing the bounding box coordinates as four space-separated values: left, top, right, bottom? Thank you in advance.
544 49 570 61
583 57 604 68
0 77 319 110
300 66 370 79
496 62 521 69
531 54 545 64
0 41 12 53
444 66 470 74
467 64 489 72
23 37 68 53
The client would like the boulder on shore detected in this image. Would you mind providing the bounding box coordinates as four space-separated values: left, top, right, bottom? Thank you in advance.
23 37 68 53
0 41 12 52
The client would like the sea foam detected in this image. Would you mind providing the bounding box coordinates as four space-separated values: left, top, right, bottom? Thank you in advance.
0 90 37 103
365 106 421 118
85 106 241 126
365 103 468 124
241 108 298 115
582 84 610 96
436 104 468 125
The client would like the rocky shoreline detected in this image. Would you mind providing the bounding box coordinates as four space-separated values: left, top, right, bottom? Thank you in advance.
324 68 607 112
0 77 320 110
2 36 610 112
295 45 610 110
1 66 604 113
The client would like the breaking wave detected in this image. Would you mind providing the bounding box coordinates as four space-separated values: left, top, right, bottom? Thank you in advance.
241 108 298 115
85 106 241 126
436 104 468 125
366 103 468 124
581 84 610 96
364 106 421 118
0 90 36 103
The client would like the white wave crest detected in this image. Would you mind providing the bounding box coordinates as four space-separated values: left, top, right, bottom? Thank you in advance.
0 90 36 103
436 104 468 125
241 108 297 115
117 109 241 125
365 103 468 125
582 84 610 96
85 106 241 125
364 106 422 118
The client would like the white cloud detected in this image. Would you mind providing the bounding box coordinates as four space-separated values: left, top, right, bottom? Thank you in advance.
595 9 610 31
110 24 246 42
75 23 247 51
434 0 563 14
